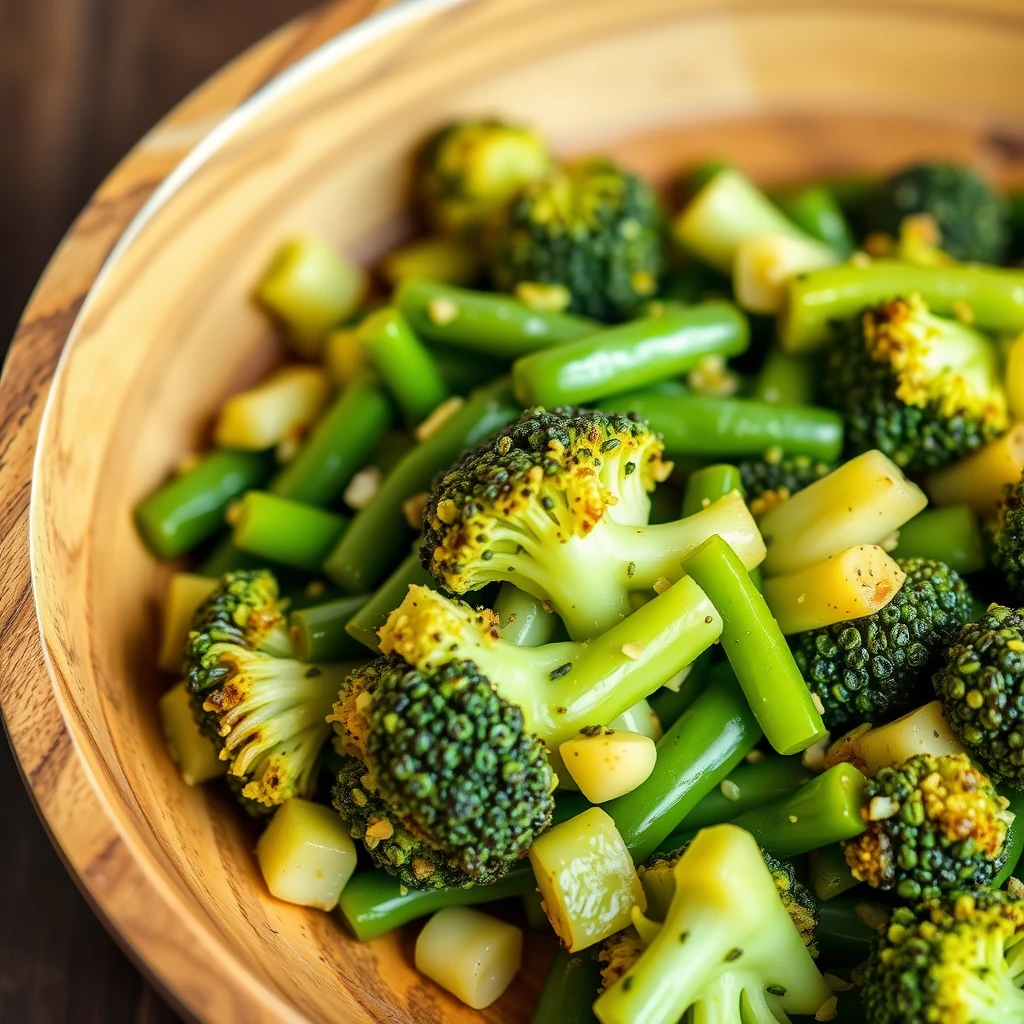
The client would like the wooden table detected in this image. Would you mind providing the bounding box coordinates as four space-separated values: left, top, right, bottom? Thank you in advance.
0 3 320 1019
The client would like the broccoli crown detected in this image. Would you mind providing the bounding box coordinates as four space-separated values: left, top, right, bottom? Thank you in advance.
826 295 1009 471
737 447 835 519
933 605 1024 789
865 161 1010 264
861 890 1024 1023
843 753 1010 901
487 156 665 320
991 471 1024 601
331 756 472 890
599 928 644 993
793 558 973 730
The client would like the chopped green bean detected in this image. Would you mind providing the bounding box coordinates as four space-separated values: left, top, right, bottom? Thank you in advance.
532 949 601 1024
344 550 434 652
891 505 987 575
681 463 743 517
752 346 819 406
289 595 370 662
777 186 856 258
231 491 347 572
197 536 263 577
494 584 560 646
810 844 861 902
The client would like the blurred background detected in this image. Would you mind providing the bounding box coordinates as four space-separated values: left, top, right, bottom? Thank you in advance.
0 2 321 1020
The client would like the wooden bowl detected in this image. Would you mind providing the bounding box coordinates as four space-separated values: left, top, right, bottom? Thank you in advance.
3 0 1024 1020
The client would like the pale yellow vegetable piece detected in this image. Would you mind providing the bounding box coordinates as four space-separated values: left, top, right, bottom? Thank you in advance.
159 681 225 786
529 807 645 952
760 450 927 576
1007 332 1024 422
256 798 357 911
559 730 657 804
215 366 329 451
733 232 838 315
762 545 906 635
926 424 1024 513
157 572 219 673
610 698 663 742
825 701 965 776
324 328 366 387
381 236 480 287
414 908 523 1009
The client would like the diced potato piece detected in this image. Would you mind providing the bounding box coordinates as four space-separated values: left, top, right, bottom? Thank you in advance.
159 681 225 786
734 232 838 315
256 799 357 911
926 424 1024 513
415 908 522 1009
214 366 329 451
529 808 646 951
762 545 906 635
761 450 927 576
825 701 965 775
1008 333 1024 421
381 237 480 287
324 328 366 387
609 699 662 742
559 730 657 804
157 573 219 673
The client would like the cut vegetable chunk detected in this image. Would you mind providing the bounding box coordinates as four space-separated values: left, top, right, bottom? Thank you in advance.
159 681 224 786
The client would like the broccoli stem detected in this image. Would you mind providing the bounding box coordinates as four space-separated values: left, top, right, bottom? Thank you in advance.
343 549 433 652
395 279 597 358
815 898 888 966
599 391 843 461
926 424 1024 513
681 535 826 755
647 652 711 726
891 505 987 575
781 261 1024 352
134 449 274 559
810 843 861 902
512 302 749 407
231 491 348 572
357 308 449 426
270 372 394 506
993 788 1024 888
727 764 868 857
494 583 560 646
752 346 818 406
323 379 519 592
532 949 601 1024
681 463 743 518
288 594 369 662
777 186 856 258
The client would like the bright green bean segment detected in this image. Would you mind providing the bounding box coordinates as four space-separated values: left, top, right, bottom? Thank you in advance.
681 463 743 518
289 594 369 662
891 505 987 576
232 491 347 572
344 550 434 652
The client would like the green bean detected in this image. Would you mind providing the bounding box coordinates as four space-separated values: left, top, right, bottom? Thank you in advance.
324 379 519 593
993 788 1024 888
197 536 264 577
396 279 597 358
681 463 743 517
430 342 507 395
357 308 449 426
647 651 711 727
752 346 819 406
777 186 856 258
532 949 601 1024
493 584 560 646
231 491 347 572
135 449 274 559
600 391 843 461
681 535 827 755
781 261 1024 352
816 899 888 966
270 372 394 506
513 302 749 407
344 550 434 652
289 595 369 662
810 843 861 902
891 505 987 575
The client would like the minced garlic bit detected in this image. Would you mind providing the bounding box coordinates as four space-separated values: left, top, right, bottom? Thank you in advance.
815 996 838 1021
850 250 873 267
276 432 302 464
344 466 382 510
951 299 975 324
1008 877 1024 899
621 641 644 660
868 795 898 820
745 749 766 763
224 499 243 526
416 396 464 441
855 903 890 932
687 354 740 397
720 780 741 802
652 576 672 595
304 580 327 599
811 693 825 715
174 451 203 477
788 815 799 824
802 735 831 773
402 492 430 530
427 296 459 325
365 819 395 842
824 974 855 993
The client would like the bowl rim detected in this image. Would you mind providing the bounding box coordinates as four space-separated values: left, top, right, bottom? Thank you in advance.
0 1 460 1020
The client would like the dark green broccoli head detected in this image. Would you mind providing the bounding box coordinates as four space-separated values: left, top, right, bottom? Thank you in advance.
865 161 1010 264
861 889 1024 1023
933 605 1024 790
990 470 1024 601
738 447 835 519
793 558 973 730
487 156 666 320
416 118 552 236
843 753 1010 901
826 295 1008 471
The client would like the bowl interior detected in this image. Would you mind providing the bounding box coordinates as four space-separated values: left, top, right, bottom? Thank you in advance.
30 0 1024 1021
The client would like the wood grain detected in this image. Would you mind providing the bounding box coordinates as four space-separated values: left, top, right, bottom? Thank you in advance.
1 1 1024 1022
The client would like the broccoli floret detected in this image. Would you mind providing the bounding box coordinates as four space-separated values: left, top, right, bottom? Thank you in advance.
416 118 552 237
861 889 1024 1023
593 824 831 1024
933 605 1024 790
990 470 1024 601
378 581 721 751
421 406 763 639
639 843 819 957
864 161 1010 264
826 295 1009 471
738 447 835 519
330 655 554 887
186 570 349 813
843 753 1011 901
598 929 644 993
793 558 973 730
486 156 666 320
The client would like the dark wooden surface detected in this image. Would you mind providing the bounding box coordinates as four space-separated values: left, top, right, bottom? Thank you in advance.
0 2 320 1020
